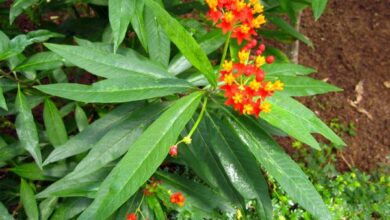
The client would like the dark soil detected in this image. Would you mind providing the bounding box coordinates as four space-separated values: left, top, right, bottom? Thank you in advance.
297 0 390 171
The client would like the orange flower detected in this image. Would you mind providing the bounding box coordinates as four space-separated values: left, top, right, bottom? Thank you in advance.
219 42 283 117
170 192 185 207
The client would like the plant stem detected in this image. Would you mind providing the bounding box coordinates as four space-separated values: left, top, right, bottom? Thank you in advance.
219 31 232 70
187 97 208 137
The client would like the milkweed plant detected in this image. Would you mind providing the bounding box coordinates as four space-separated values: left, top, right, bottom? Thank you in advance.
0 0 344 219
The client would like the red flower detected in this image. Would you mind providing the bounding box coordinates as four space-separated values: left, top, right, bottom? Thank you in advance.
127 213 137 220
170 192 185 207
169 145 178 157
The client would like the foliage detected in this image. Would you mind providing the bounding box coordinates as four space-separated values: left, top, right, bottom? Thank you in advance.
0 0 350 219
272 142 390 219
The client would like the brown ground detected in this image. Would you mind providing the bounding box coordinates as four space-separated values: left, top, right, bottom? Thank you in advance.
297 0 390 171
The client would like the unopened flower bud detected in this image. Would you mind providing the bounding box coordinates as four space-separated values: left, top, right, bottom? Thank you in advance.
266 55 275 64
169 145 178 157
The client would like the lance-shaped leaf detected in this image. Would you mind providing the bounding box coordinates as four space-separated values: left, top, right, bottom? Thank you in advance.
13 51 64 71
75 105 89 132
20 179 39 220
15 88 42 168
51 198 92 220
0 79 17 92
35 76 191 103
109 0 135 52
79 92 203 219
43 103 142 165
44 43 172 79
312 0 328 20
267 16 313 47
43 99 68 147
131 0 148 51
37 103 168 198
266 75 342 96
262 63 316 76
0 202 14 220
156 171 235 217
222 107 332 220
180 117 243 205
39 197 58 220
261 93 345 149
206 113 272 220
145 0 217 86
145 2 171 67
168 29 226 75
9 0 38 24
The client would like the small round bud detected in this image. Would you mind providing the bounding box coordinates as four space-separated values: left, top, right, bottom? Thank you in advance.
169 145 178 157
258 43 266 52
266 55 275 64
250 39 257 47
255 50 262 55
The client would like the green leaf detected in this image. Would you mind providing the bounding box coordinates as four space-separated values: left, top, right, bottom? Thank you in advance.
262 93 345 148
145 3 171 67
180 118 242 205
156 171 235 215
51 198 92 220
266 75 342 96
0 86 7 110
43 99 68 147
206 113 272 220
146 196 166 220
9 0 38 24
267 15 313 47
0 30 10 52
145 0 217 86
262 63 316 76
113 191 143 220
15 87 42 168
131 0 148 51
20 179 39 220
35 76 191 103
222 109 332 220
75 105 89 132
168 29 226 75
312 0 328 20
11 163 45 180
39 197 58 220
0 95 43 117
109 0 135 52
0 142 25 166
44 43 172 79
79 92 203 219
43 102 142 165
13 52 64 71
279 0 297 24
0 78 17 92
38 103 167 198
0 202 14 220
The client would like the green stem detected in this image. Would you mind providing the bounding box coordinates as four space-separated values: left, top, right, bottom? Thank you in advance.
187 97 208 137
219 31 232 71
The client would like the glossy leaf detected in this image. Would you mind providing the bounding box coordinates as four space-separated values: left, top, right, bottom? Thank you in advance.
109 0 135 52
262 93 345 148
267 16 313 47
223 109 332 220
0 86 7 110
35 76 191 103
168 29 226 75
15 87 42 168
145 0 217 86
39 197 58 220
79 92 203 219
43 103 142 165
146 196 165 220
312 0 328 20
51 198 92 220
206 113 272 219
156 171 235 215
131 0 148 51
0 202 14 220
262 63 316 76
266 75 342 96
145 2 171 67
75 105 89 132
20 179 39 220
43 99 68 147
44 43 172 79
13 52 64 71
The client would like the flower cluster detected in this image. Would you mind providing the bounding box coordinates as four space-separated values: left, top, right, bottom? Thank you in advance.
170 192 185 207
219 41 283 117
206 0 266 44
126 213 137 220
